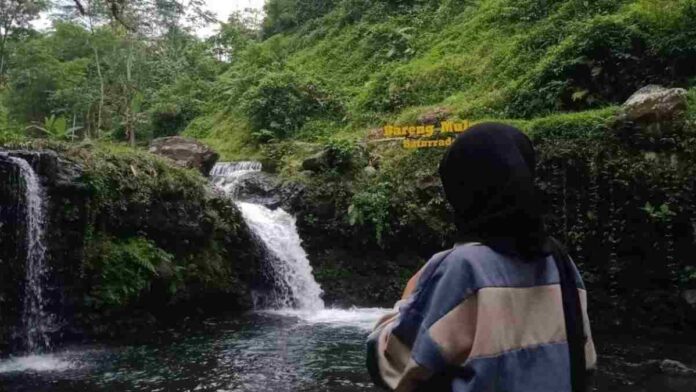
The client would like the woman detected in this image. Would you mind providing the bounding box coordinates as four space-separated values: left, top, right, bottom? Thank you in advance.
367 123 596 392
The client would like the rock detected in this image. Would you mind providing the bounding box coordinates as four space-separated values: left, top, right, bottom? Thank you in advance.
659 359 696 377
148 136 219 176
683 290 696 307
363 166 377 177
630 359 696 378
367 127 384 140
301 150 330 172
228 171 305 211
417 107 452 125
621 85 688 123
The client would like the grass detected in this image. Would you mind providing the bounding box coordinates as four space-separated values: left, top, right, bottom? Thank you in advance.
186 0 695 163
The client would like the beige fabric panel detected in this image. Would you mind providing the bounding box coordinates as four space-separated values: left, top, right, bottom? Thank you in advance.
429 295 478 363
431 285 595 367
376 322 413 389
376 321 433 392
394 359 433 392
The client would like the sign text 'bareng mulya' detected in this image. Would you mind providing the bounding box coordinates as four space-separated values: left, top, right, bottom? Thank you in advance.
382 120 473 148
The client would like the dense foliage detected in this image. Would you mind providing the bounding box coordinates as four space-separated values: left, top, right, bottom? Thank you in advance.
2 0 696 337
182 0 696 160
288 112 696 333
0 0 248 145
72 144 257 313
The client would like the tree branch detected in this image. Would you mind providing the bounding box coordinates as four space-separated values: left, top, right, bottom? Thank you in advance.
72 0 86 15
72 0 135 32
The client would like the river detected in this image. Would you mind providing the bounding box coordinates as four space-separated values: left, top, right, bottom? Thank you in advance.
0 309 384 392
1 312 695 392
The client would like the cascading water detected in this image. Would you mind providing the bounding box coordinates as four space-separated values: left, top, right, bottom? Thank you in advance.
211 162 324 310
8 155 52 353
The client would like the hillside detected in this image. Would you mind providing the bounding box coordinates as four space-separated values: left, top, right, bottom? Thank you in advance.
185 0 696 160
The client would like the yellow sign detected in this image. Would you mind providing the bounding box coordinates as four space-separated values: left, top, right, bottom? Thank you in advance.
383 120 471 148
403 138 454 149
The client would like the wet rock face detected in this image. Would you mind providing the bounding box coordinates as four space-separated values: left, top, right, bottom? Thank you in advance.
149 136 219 176
620 85 688 123
0 155 25 354
230 171 305 211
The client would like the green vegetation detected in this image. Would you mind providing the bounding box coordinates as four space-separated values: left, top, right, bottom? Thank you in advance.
85 236 175 308
4 141 260 325
1 0 696 335
3 0 694 155
183 0 696 158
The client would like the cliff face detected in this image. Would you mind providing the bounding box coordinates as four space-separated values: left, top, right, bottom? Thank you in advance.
0 145 263 354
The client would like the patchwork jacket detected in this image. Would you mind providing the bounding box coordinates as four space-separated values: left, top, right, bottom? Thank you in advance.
367 243 597 392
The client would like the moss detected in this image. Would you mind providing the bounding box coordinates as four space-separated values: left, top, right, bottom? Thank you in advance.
519 107 620 141
687 87 696 123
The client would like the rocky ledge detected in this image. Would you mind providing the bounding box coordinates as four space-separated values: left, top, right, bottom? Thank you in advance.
0 144 263 354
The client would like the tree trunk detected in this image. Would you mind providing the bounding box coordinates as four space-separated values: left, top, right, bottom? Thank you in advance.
126 40 135 147
92 45 104 138
87 0 104 138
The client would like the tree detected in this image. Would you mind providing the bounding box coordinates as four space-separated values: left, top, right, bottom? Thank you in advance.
210 8 261 62
0 0 48 75
68 0 215 36
262 0 338 38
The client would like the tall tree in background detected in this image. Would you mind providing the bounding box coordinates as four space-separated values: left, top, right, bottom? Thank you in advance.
65 0 215 145
0 0 48 76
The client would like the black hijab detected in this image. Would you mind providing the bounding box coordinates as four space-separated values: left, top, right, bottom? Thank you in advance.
437 123 587 391
438 122 547 258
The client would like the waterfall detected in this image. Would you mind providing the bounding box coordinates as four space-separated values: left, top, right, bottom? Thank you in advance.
211 162 325 310
8 156 52 353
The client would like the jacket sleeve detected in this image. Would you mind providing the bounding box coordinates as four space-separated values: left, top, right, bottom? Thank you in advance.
366 249 477 392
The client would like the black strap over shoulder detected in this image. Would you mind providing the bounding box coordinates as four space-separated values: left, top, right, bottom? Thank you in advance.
548 237 587 392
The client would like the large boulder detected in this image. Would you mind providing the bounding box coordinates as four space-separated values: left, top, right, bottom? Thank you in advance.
227 171 304 210
620 85 688 123
149 136 219 176
301 150 330 172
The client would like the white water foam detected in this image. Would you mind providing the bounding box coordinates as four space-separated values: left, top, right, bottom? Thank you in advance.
263 307 390 331
238 202 325 310
0 354 73 374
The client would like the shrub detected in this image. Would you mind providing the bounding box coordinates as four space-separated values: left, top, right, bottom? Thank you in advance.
348 182 392 244
85 236 175 308
262 0 340 37
241 70 343 141
325 138 363 171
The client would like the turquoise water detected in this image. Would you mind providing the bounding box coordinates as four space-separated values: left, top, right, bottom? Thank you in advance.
0 310 382 392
